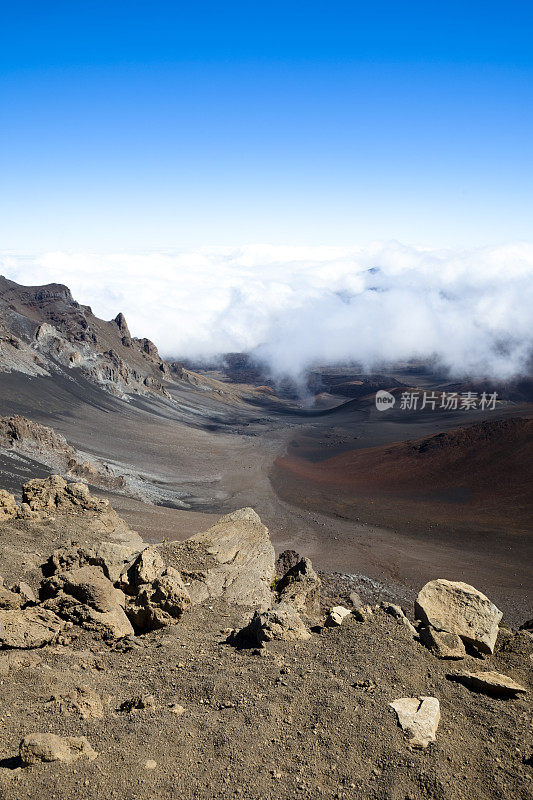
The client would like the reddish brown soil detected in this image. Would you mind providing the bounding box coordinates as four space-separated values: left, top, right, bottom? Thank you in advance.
274 417 533 532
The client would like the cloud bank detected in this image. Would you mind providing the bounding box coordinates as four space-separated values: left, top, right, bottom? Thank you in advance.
1 242 532 382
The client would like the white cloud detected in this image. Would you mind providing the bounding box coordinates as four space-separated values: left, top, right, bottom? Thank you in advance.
1 242 532 381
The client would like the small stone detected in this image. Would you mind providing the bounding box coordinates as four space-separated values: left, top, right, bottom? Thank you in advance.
325 606 352 627
144 759 157 770
169 703 185 715
348 591 362 609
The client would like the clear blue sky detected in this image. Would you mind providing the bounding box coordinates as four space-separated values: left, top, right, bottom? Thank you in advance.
1 1 532 250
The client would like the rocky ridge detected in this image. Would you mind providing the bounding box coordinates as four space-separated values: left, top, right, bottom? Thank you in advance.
0 276 241 402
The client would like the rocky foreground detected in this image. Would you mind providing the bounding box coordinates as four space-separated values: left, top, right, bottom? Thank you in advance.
0 477 530 799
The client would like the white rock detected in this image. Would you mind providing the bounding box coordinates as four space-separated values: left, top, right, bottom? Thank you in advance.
449 670 527 697
415 579 502 654
325 606 352 627
389 696 440 748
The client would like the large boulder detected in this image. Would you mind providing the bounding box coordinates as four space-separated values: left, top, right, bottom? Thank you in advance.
0 607 63 648
43 565 127 612
19 733 98 765
415 579 502 654
276 557 321 617
43 593 133 639
158 508 275 609
235 603 311 647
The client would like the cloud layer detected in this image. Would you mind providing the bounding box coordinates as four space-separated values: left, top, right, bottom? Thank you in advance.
2 242 532 382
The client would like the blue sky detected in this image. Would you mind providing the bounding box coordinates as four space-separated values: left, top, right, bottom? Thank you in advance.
1 1 532 250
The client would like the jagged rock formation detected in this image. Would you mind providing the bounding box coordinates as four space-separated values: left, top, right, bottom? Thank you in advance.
157 507 275 609
276 556 321 617
0 276 173 398
0 276 248 402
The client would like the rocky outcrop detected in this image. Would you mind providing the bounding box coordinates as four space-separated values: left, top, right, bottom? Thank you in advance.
0 275 175 398
22 475 109 513
390 697 440 749
50 541 140 584
276 557 321 617
125 567 191 632
275 549 301 578
19 733 97 765
0 607 64 648
415 579 502 654
119 547 164 593
158 508 275 609
0 416 126 491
